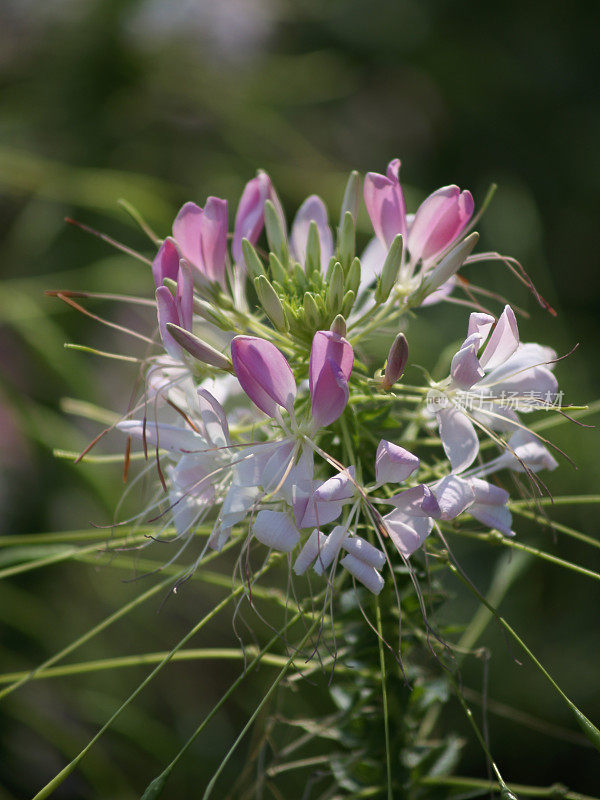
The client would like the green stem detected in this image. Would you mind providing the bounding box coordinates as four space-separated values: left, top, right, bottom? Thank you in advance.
32 555 282 800
445 556 600 753
375 600 393 800
419 775 600 799
201 616 320 799
455 530 600 584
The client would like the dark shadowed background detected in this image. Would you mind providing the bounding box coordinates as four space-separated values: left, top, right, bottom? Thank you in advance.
0 1 599 797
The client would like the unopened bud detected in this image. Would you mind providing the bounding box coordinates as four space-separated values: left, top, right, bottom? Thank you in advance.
382 333 408 389
305 220 321 278
192 296 231 329
330 314 347 337
264 199 289 265
303 292 321 329
268 252 287 285
339 170 360 228
337 210 355 271
327 261 344 313
409 232 479 306
165 323 232 371
255 275 287 331
341 289 355 318
241 238 266 280
345 257 361 296
375 234 403 304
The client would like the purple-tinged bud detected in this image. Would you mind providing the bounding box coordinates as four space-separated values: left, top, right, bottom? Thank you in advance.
152 237 180 288
364 158 407 248
382 332 408 390
408 184 474 265
231 335 296 417
232 171 284 267
165 324 232 371
309 330 354 429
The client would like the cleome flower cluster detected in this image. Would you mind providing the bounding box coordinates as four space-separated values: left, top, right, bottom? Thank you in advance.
91 159 563 597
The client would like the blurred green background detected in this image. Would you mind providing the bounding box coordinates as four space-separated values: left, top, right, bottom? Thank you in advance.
1 0 599 797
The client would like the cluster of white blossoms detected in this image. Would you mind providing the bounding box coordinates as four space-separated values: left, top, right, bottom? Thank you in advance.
81 159 562 597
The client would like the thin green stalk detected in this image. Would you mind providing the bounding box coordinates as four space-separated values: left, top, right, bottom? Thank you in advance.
0 531 150 580
142 599 323 799
32 555 282 800
445 555 600 752
454 530 600 584
418 551 531 741
419 775 600 799
375 600 393 800
510 506 600 550
201 616 321 800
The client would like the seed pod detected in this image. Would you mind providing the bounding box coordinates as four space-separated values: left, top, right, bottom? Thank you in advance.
382 332 409 389
374 234 403 303
254 275 287 331
165 323 232 370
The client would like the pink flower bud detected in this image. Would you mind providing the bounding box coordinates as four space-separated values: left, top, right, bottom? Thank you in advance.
230 335 296 417
309 330 354 429
382 333 408 390
152 237 180 288
232 171 284 267
408 185 474 265
172 198 228 288
290 195 334 269
364 158 407 249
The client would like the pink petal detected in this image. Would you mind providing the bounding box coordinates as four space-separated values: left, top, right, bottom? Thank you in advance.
253 510 300 552
469 477 510 506
437 404 479 472
467 312 495 342
290 195 334 269
176 260 193 331
309 331 353 392
408 185 474 264
470 503 513 536
342 535 386 569
232 171 284 266
309 331 353 429
364 158 407 248
156 285 181 359
152 237 180 288
197 388 229 447
117 419 203 454
450 337 484 389
313 467 356 502
172 202 204 270
431 475 475 520
375 440 420 484
200 196 228 286
230 335 296 417
388 484 440 517
383 510 433 559
340 554 385 594
479 305 519 370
